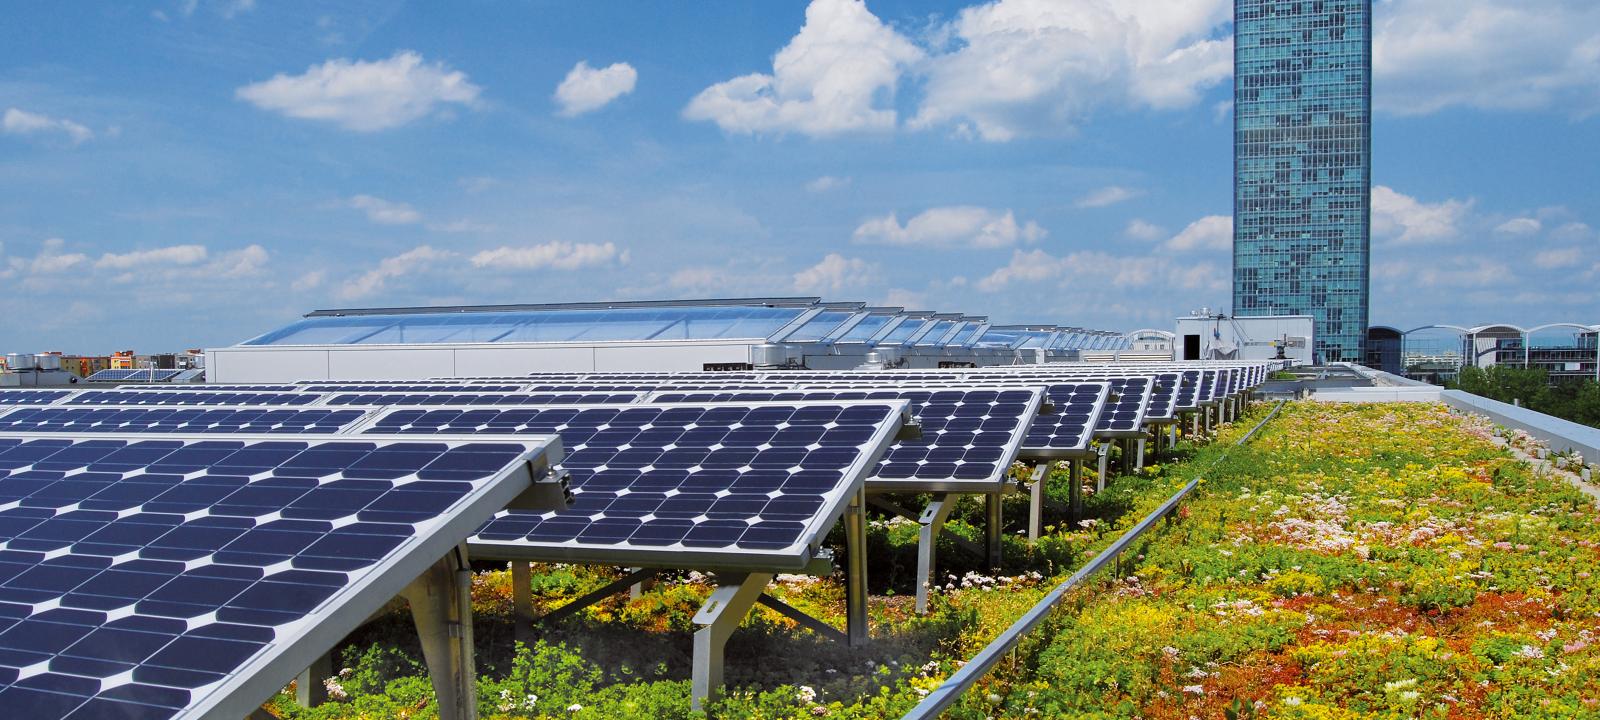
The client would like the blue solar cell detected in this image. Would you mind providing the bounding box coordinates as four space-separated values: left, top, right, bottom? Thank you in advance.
84 370 183 383
0 432 558 720
296 384 527 393
0 408 366 434
362 401 907 567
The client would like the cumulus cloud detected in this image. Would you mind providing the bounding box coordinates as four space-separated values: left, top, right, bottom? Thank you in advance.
912 0 1233 141
22 238 89 275
1495 217 1543 235
236 51 482 131
1125 219 1166 241
1075 185 1143 209
3 108 94 145
1165 215 1232 252
1374 0 1600 116
1371 186 1473 246
341 245 454 299
853 206 1046 249
347 194 422 225
684 0 922 136
96 244 208 270
209 244 269 278
554 61 638 116
469 242 627 270
1414 257 1512 289
793 253 882 293
806 175 852 193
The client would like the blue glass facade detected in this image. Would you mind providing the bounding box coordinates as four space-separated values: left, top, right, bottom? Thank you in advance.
1233 0 1372 362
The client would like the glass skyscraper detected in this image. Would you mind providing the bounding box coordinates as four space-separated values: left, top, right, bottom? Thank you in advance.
1233 0 1372 362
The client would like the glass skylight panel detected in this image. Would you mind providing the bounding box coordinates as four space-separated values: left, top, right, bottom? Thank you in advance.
240 306 808 347
778 311 854 343
877 319 929 346
0 433 560 720
911 321 957 346
834 315 893 343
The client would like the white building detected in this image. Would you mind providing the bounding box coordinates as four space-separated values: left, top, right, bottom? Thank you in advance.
1174 313 1314 365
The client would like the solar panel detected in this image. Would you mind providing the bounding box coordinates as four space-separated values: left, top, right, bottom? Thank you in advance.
69 392 320 407
114 386 301 393
0 407 368 435
1196 370 1218 405
1172 370 1203 411
296 384 528 393
1019 383 1110 459
323 392 641 407
1140 372 1182 423
0 391 74 406
84 370 183 383
0 432 561 720
646 388 1044 492
363 401 910 569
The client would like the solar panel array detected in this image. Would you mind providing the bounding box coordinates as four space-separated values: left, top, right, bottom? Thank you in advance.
0 360 1274 716
84 369 184 383
646 388 1044 492
0 407 368 435
0 433 558 720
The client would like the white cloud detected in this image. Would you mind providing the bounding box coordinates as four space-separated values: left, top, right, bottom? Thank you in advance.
793 253 882 293
341 245 454 299
1534 247 1585 270
3 108 94 145
96 244 208 270
912 0 1233 141
291 270 326 292
209 244 268 278
1075 186 1142 209
28 238 88 274
880 287 928 309
470 242 627 271
1414 257 1511 289
853 206 1046 249
347 194 422 225
1552 222 1595 243
236 51 481 132
1374 0 1600 116
1371 186 1472 246
684 0 923 136
1495 217 1543 235
1165 215 1231 252
806 175 852 193
1125 219 1166 241
554 61 637 116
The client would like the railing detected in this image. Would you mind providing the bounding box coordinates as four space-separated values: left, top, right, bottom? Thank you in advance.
901 400 1286 719
1441 390 1600 464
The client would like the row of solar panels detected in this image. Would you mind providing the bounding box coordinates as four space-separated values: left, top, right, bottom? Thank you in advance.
0 362 1271 718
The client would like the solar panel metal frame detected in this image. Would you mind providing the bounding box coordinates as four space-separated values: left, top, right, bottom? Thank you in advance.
0 405 375 435
0 431 563 720
319 391 646 407
64 390 325 407
0 390 77 406
642 386 1046 493
455 399 913 572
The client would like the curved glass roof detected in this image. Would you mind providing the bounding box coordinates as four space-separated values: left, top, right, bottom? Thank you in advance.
242 306 809 346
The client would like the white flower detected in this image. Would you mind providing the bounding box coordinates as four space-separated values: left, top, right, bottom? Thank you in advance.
797 686 818 703
1181 684 1205 695
568 703 583 712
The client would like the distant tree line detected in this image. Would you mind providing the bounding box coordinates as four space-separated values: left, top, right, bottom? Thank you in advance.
1449 366 1600 429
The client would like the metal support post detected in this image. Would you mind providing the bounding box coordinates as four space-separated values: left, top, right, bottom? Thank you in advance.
1027 464 1047 545
1169 424 1178 449
916 495 956 614
401 545 477 720
1096 443 1110 492
511 561 532 644
845 488 869 645
628 567 655 600
295 650 333 707
983 492 1003 568
1068 460 1082 524
1135 438 1146 471
691 572 775 710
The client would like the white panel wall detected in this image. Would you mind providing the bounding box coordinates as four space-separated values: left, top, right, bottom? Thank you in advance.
455 346 598 375
208 349 330 383
327 348 457 379
592 344 749 372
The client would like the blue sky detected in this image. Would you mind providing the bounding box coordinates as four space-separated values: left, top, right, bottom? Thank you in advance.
2 0 1597 353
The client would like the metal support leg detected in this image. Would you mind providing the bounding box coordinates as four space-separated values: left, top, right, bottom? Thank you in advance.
1027 464 1047 545
844 488 869 645
511 561 532 644
1135 438 1146 471
1096 443 1110 492
1169 424 1178 449
295 650 333 707
628 567 655 600
691 572 775 711
1068 460 1082 525
401 546 477 720
983 492 1003 568
916 494 957 614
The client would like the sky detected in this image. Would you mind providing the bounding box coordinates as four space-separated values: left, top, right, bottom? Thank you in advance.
2 0 1597 353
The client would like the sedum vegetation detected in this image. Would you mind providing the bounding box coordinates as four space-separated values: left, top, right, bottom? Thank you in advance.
268 402 1600 718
